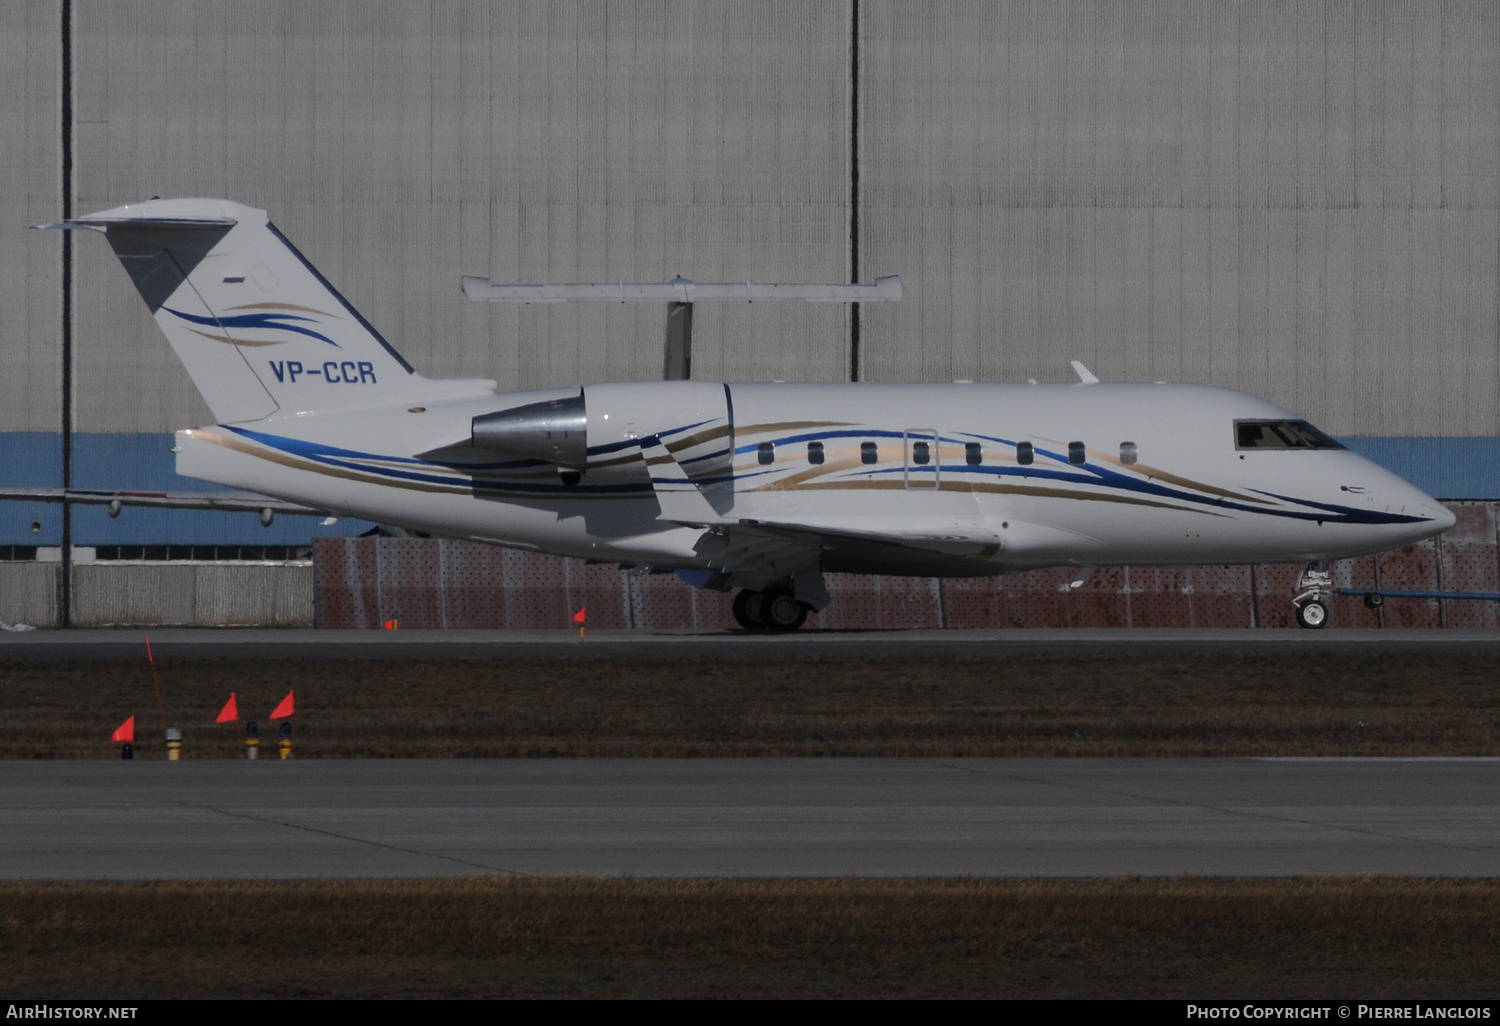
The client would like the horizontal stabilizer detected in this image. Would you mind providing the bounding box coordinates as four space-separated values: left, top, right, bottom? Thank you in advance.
37 215 237 232
463 275 903 304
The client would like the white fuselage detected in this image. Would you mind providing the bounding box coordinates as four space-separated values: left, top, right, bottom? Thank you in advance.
173 380 1454 579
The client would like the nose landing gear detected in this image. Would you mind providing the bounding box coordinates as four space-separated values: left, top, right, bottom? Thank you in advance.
732 587 810 632
1293 563 1332 629
1295 599 1329 629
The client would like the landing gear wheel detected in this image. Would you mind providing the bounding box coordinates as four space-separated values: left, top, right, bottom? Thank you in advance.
732 589 767 631
1296 600 1329 629
762 588 809 632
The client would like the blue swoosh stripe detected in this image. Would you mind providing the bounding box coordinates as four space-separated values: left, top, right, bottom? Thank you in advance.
166 308 341 348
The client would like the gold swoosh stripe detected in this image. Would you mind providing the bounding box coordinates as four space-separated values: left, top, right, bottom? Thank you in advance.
735 420 853 436
589 451 646 470
756 477 1226 516
191 431 471 496
225 302 341 317
1089 452 1273 505
666 423 732 453
184 327 286 348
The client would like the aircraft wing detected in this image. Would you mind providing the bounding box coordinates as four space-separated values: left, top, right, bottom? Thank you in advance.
736 517 1002 556
695 525 824 592
0 488 328 517
694 516 1003 591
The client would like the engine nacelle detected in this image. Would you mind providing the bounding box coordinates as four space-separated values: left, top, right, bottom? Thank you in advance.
472 393 587 469
470 381 734 482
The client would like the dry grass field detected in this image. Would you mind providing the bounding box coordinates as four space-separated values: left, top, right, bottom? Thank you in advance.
0 653 1497 758
2 877 1496 999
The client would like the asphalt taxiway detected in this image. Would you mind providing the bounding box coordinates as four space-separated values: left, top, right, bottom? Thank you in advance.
4 758 1496 878
6 626 1500 659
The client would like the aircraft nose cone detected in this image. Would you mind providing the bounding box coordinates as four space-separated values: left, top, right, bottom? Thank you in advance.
1393 493 1454 542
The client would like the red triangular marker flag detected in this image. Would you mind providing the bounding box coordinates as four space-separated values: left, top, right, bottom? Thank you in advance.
572 607 586 624
269 690 294 720
111 716 135 743
215 693 238 723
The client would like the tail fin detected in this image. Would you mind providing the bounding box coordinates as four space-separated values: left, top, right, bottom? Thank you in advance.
43 198 491 421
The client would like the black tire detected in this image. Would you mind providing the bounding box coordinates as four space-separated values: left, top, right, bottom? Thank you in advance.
1363 592 1384 610
762 589 809 632
732 589 767 630
1296 600 1329 629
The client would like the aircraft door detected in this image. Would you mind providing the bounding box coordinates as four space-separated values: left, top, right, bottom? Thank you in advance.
903 428 940 489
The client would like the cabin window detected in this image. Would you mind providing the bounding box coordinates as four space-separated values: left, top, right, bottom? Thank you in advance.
757 442 775 465
860 442 878 465
1234 419 1346 451
1068 441 1086 465
965 442 982 466
807 441 824 465
1016 441 1033 465
911 441 931 465
1120 441 1138 465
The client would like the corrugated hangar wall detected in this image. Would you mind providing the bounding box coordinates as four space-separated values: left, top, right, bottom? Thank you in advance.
51 2 1500 426
2 2 1500 624
69 0 854 425
856 3 1500 443
0 2 64 546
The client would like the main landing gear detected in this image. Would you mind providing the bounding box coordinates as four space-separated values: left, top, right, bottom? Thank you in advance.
1293 563 1332 629
732 587 810 632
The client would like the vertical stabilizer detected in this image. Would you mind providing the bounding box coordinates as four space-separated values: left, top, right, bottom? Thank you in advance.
41 198 492 421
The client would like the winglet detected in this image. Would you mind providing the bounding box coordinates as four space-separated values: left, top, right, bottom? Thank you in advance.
640 437 725 525
1070 360 1099 384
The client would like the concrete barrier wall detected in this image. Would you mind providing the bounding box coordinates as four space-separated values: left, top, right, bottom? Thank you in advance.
68 564 315 628
0 562 58 628
0 562 314 628
311 502 1495 630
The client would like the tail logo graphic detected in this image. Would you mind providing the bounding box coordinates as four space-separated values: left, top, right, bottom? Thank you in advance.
163 302 342 348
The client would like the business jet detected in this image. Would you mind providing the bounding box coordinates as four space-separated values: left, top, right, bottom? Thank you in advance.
30 198 1454 630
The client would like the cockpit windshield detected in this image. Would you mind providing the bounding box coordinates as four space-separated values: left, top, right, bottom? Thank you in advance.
1234 419 1345 451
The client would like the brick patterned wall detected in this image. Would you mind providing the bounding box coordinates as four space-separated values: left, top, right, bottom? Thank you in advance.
313 503 1493 630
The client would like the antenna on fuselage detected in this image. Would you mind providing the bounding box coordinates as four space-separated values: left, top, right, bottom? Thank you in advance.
461 275 903 380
